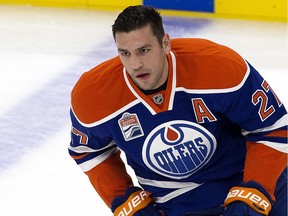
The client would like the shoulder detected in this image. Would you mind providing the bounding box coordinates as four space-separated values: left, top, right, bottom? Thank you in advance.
71 56 136 125
72 56 122 92
171 38 241 58
171 38 249 90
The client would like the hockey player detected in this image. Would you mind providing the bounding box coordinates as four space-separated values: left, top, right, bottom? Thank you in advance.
68 5 288 216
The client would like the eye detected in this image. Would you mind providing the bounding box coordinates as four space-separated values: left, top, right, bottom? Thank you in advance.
139 48 149 54
119 51 130 56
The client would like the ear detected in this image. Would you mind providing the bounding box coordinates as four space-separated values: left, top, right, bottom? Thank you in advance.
163 34 171 54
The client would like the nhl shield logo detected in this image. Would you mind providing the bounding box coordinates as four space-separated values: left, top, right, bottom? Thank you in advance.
153 94 164 104
118 112 144 141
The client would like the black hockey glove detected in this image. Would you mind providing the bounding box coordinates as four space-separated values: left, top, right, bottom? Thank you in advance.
223 181 272 216
111 187 166 216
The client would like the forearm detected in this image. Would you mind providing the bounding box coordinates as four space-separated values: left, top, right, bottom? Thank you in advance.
243 142 287 200
85 151 134 207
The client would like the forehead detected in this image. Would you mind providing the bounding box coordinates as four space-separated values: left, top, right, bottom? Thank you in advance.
115 25 159 50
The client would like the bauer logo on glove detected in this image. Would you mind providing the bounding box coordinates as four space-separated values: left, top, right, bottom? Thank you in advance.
114 190 152 216
112 187 165 216
224 186 272 215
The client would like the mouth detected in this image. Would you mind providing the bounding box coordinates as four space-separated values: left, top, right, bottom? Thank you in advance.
135 73 150 80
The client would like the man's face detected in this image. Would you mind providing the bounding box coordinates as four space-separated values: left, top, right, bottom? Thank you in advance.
115 24 171 90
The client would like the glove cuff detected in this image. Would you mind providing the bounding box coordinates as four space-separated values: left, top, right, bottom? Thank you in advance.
113 188 153 216
224 186 272 215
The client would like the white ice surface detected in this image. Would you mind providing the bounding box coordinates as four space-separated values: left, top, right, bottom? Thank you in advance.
0 4 287 216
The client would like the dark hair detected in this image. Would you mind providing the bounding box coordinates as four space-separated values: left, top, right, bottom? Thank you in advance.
112 5 165 45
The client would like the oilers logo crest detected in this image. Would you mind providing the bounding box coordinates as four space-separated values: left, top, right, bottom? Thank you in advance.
142 120 217 179
118 112 144 141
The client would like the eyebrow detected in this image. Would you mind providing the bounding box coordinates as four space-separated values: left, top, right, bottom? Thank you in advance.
117 48 127 53
118 44 152 53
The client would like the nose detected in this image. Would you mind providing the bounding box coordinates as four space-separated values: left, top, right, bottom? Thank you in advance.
130 54 143 70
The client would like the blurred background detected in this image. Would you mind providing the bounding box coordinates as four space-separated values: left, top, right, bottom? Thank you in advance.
0 0 287 215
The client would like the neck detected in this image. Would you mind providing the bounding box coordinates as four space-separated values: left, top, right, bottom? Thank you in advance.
141 79 167 95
